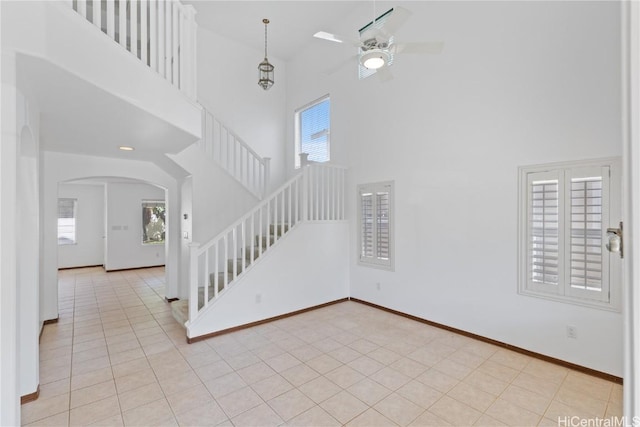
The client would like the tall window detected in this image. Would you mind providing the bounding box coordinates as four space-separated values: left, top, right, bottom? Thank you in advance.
358 181 394 270
142 201 166 244
519 158 621 309
295 95 330 168
58 198 77 245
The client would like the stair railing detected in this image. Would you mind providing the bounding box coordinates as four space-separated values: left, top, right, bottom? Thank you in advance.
188 163 346 322
67 0 197 100
199 110 271 199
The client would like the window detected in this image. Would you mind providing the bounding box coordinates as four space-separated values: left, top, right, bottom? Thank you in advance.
518 158 621 309
358 181 394 270
295 95 330 168
58 198 77 245
142 201 166 244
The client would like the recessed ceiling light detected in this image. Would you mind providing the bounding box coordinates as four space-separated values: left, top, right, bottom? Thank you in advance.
119 146 135 151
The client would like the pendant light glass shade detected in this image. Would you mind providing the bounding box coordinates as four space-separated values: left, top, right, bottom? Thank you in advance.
258 19 274 90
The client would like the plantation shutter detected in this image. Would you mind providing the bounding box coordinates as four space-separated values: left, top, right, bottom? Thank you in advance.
299 97 330 164
527 171 562 294
565 166 610 301
358 182 393 268
361 193 374 258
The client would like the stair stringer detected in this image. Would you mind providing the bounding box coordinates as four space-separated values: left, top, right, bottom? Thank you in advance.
185 221 350 339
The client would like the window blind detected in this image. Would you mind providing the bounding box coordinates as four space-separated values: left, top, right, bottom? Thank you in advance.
299 97 330 164
361 193 374 258
569 177 603 291
530 179 559 285
376 192 390 260
58 198 77 245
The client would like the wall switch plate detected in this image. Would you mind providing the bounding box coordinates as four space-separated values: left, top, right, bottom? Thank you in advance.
567 325 578 339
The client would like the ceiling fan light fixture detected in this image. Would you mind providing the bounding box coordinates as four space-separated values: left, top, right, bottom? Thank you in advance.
360 49 389 70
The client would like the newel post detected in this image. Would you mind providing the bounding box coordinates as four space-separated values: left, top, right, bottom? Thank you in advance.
188 242 200 322
301 166 309 222
262 157 271 199
299 153 309 167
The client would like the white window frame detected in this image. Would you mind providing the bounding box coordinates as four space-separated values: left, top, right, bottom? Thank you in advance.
57 198 77 245
357 181 394 271
294 95 330 169
518 158 622 311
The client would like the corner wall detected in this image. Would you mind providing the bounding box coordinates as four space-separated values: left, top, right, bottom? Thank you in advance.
287 1 624 375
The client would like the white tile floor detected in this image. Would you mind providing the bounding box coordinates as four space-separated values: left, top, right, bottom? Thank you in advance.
22 266 622 426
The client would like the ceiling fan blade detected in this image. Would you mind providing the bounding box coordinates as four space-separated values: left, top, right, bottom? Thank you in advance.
376 65 394 82
314 31 362 47
379 6 412 38
394 41 444 54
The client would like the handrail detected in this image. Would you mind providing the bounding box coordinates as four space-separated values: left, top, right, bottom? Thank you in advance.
200 109 270 199
67 0 197 100
187 164 347 323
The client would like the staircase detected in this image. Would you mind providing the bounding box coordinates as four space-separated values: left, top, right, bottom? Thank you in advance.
172 162 347 336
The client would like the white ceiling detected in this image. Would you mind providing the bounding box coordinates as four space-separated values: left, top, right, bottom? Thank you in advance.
17 55 197 163
184 1 387 60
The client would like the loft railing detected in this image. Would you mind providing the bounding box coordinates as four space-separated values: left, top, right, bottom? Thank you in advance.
200 110 271 199
68 0 197 100
188 163 347 323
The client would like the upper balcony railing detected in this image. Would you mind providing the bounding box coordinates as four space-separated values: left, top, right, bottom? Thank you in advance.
68 0 197 100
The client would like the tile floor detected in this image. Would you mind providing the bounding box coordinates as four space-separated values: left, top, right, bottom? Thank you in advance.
22 266 622 426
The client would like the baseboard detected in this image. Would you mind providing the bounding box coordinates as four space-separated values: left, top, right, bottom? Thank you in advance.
350 298 623 384
165 297 179 303
57 265 102 270
105 264 165 272
186 297 350 344
21 385 39 405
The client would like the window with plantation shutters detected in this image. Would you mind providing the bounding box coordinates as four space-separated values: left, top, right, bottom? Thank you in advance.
295 95 330 168
358 181 394 270
519 159 620 310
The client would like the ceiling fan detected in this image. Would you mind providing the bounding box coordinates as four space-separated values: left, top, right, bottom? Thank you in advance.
313 6 443 82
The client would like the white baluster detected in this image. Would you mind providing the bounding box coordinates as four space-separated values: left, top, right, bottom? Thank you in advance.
287 185 292 230
165 0 172 82
266 200 271 249
223 234 228 289
157 0 165 76
302 167 309 222
118 0 127 48
280 188 285 235
172 2 179 85
92 0 101 30
188 243 199 320
132 0 139 57
150 0 157 71
140 0 148 65
213 242 218 298
241 220 246 273
232 227 237 280
259 206 263 256
77 0 87 19
203 248 209 307
185 5 198 99
250 212 255 264
106 0 115 38
263 157 271 199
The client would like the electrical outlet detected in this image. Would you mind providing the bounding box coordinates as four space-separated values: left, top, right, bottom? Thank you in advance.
567 325 578 339
376 282 381 291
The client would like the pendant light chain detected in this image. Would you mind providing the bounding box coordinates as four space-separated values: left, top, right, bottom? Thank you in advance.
258 18 274 90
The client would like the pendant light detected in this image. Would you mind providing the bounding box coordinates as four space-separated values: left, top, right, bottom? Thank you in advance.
258 19 274 90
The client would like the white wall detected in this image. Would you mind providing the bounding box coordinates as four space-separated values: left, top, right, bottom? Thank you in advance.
1 49 21 426
187 222 350 338
287 1 624 375
57 183 104 269
105 182 166 271
197 27 288 191
42 152 182 319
